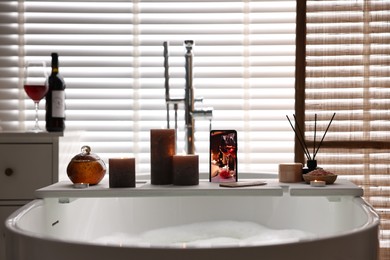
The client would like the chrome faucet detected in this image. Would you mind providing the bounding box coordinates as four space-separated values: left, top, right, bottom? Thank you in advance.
184 40 195 154
183 40 213 154
163 40 213 155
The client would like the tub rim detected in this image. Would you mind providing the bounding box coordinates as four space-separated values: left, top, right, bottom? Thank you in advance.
5 195 380 250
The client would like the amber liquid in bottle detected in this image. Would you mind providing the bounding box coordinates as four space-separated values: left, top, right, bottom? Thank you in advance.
45 53 66 132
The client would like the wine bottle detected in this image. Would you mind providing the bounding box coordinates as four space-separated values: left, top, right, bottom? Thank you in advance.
45 53 66 132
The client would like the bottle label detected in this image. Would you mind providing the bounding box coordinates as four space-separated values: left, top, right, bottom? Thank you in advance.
52 90 65 118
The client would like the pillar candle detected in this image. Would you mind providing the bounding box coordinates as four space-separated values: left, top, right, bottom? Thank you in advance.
150 129 176 185
172 154 199 186
109 158 136 188
278 163 303 183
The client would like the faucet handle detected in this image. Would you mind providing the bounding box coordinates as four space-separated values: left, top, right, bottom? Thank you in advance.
194 97 204 103
192 107 213 119
184 40 194 50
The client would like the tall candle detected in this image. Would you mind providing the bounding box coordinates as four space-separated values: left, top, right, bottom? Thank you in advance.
172 154 199 186
109 158 136 188
150 129 176 185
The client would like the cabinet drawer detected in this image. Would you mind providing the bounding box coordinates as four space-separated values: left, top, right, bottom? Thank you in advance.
0 144 53 200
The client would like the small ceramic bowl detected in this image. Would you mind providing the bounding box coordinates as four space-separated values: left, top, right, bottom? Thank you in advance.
303 174 337 184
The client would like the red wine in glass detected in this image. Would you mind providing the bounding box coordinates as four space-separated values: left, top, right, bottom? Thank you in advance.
24 84 48 102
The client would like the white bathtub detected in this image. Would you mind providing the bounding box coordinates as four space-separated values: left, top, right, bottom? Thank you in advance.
5 179 379 260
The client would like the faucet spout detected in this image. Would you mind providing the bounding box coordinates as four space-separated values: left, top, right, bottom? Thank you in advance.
184 40 195 154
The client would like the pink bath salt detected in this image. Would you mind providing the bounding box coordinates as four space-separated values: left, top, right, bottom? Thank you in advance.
308 169 335 176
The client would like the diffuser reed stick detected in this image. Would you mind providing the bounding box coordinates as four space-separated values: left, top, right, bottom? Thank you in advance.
293 114 312 160
286 115 311 160
286 112 336 161
313 112 336 159
313 113 317 158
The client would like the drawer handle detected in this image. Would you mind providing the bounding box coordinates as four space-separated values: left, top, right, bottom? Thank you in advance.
5 168 13 176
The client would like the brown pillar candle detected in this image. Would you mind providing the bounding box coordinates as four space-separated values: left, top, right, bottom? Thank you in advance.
150 129 176 185
278 163 303 183
109 158 136 188
172 154 199 186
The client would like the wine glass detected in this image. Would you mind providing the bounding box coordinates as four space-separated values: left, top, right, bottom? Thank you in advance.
23 61 49 132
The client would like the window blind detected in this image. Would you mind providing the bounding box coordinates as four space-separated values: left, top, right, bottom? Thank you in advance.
0 0 297 176
0 1 21 130
305 1 390 258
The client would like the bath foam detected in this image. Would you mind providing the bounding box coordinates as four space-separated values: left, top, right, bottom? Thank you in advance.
94 221 315 248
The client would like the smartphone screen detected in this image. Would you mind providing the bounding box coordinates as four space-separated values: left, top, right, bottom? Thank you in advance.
209 130 237 182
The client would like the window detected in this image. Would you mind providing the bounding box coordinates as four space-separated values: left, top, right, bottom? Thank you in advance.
304 1 390 258
0 0 297 176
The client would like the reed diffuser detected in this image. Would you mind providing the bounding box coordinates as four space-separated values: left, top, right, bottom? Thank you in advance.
286 113 336 172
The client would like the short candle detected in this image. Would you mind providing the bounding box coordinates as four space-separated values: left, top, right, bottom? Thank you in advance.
109 158 136 188
310 180 326 187
278 163 303 183
172 154 199 186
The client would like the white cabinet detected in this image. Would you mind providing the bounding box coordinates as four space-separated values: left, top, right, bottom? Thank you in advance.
0 132 61 260
0 206 19 260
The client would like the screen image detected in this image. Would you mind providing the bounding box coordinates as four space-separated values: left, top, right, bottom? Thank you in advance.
210 130 237 183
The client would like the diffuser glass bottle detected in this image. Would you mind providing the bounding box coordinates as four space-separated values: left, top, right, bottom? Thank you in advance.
46 53 66 132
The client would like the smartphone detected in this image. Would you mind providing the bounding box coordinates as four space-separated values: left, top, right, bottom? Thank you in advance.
209 130 238 182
